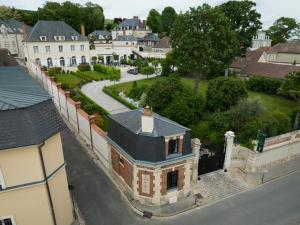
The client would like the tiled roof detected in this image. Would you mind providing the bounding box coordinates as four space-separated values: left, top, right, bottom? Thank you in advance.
242 62 300 79
267 42 300 54
0 65 65 150
109 108 189 137
140 33 160 42
154 36 170 49
27 20 87 42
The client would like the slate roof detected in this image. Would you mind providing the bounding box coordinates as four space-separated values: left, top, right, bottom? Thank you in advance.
267 42 300 54
0 19 32 34
27 20 87 42
109 108 189 137
114 35 137 41
140 33 160 42
0 48 19 67
0 66 65 150
89 30 111 39
231 47 268 69
117 18 142 29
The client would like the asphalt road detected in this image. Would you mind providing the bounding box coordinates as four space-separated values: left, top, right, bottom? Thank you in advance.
61 129 300 225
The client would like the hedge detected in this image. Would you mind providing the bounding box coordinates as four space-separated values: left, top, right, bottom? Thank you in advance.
246 76 282 95
48 67 62 76
103 86 137 110
78 63 91 72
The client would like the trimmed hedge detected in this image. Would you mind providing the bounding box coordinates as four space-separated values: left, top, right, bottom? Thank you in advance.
48 67 62 76
78 63 91 72
103 86 137 110
246 76 282 95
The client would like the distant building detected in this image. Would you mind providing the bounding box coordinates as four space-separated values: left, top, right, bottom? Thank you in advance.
89 30 112 44
251 31 272 49
231 42 300 79
111 16 151 40
107 106 198 205
0 49 74 225
0 19 31 58
24 20 90 70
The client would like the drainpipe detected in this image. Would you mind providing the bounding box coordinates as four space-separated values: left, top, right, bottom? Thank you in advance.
38 142 57 225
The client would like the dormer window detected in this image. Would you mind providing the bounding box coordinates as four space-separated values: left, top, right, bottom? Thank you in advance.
71 36 78 41
54 36 65 41
165 136 183 158
40 36 47 41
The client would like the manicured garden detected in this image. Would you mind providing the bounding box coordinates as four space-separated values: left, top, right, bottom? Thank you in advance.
105 77 296 116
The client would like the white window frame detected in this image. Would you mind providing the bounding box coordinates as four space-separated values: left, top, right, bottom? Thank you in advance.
58 45 63 52
80 45 84 51
0 168 5 190
54 36 65 41
70 45 75 52
0 216 16 225
71 36 78 41
45 46 50 53
33 46 39 54
40 36 47 41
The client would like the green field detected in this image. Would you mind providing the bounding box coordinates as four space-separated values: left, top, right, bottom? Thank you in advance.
54 73 84 89
106 77 296 115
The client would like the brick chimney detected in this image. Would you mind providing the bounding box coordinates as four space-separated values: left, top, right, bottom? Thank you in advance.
21 23 28 41
141 106 154 133
80 24 85 37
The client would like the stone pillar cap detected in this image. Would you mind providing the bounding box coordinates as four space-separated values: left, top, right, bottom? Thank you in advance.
225 131 235 138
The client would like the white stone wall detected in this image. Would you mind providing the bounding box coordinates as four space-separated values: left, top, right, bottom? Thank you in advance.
77 111 91 145
0 27 25 57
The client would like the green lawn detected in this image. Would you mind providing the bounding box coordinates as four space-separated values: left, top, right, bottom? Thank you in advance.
83 71 108 80
107 77 296 115
54 73 84 89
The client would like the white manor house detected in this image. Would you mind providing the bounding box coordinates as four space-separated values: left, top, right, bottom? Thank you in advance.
24 20 90 69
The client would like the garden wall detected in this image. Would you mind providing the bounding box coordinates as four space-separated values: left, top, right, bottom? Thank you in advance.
28 62 110 168
231 130 300 172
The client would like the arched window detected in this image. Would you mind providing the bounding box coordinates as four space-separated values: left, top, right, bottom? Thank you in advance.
81 56 86 63
35 58 41 65
60 57 65 67
71 56 76 66
47 58 52 68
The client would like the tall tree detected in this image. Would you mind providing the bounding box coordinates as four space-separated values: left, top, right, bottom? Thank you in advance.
0 5 21 20
267 17 299 45
161 6 177 35
170 4 239 93
146 9 162 33
82 2 105 34
19 10 38 26
218 0 262 53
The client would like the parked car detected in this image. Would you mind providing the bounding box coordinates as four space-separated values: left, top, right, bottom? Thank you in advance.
127 68 139 75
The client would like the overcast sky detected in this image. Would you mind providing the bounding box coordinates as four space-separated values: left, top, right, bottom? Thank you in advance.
2 0 300 28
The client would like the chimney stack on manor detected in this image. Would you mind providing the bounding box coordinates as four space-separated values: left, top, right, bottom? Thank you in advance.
141 106 154 133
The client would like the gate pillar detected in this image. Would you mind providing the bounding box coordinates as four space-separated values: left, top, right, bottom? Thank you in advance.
192 138 200 183
224 131 235 170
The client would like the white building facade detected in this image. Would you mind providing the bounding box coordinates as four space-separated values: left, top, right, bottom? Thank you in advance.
251 31 272 49
0 19 30 58
24 20 90 70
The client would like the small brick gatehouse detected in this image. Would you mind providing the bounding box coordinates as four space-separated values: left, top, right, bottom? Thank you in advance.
107 106 199 205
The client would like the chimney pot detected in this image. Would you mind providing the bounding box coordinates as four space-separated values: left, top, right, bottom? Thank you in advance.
141 106 154 133
81 24 86 37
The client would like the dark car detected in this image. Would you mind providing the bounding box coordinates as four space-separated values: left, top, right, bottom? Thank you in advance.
127 68 139 75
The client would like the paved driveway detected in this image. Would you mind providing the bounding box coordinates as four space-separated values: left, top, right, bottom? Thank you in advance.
81 67 156 114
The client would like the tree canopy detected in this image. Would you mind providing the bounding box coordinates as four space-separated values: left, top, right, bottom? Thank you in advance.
170 4 239 93
0 5 21 20
146 9 162 33
218 0 262 52
161 6 177 35
267 17 300 45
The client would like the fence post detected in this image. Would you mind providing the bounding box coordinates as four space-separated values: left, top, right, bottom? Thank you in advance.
89 115 96 150
75 102 81 132
65 91 71 122
223 131 235 171
56 83 62 111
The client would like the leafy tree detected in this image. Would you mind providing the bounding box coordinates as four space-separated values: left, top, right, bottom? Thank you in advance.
218 0 262 52
140 66 155 78
19 10 38 26
147 74 184 113
161 6 177 35
170 4 239 93
0 5 21 20
106 22 115 31
278 71 300 129
267 17 299 45
206 77 248 111
146 9 162 33
81 2 105 34
163 92 204 126
161 52 176 76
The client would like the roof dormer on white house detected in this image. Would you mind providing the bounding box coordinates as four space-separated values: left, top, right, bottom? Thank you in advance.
24 20 90 70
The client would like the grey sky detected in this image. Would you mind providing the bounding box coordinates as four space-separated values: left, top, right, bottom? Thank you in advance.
2 0 300 28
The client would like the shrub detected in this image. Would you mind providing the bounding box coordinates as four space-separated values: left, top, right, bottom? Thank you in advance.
83 103 97 115
128 84 148 101
140 66 155 76
94 64 108 74
61 83 70 90
246 76 282 95
206 77 248 112
78 63 91 72
48 67 62 76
